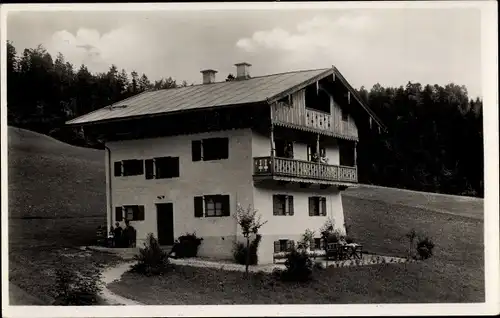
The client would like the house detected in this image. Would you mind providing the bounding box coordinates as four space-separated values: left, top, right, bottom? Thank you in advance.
66 62 386 264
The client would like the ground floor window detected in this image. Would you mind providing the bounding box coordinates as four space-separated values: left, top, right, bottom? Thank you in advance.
274 239 295 253
115 205 145 221
194 195 230 217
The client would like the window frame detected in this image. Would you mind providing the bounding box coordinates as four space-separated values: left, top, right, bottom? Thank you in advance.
272 194 294 216
194 194 230 218
308 196 327 216
192 137 229 162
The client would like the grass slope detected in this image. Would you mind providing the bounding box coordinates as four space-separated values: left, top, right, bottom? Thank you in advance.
8 127 115 304
8 127 484 304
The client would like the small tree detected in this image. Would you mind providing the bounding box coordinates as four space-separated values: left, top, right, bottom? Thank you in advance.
235 204 267 276
299 229 315 251
405 228 417 259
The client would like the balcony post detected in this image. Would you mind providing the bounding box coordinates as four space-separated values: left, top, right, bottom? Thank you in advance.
270 123 275 174
316 134 320 162
354 141 357 166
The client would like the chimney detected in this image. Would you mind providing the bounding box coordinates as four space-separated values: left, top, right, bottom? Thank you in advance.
235 62 252 80
201 69 218 84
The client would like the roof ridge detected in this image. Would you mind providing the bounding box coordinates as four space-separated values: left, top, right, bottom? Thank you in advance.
158 67 331 91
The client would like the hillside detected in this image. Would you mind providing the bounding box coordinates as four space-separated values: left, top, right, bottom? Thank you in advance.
7 127 484 303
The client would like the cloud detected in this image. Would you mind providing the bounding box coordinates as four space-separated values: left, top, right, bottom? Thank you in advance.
46 25 159 74
236 15 374 54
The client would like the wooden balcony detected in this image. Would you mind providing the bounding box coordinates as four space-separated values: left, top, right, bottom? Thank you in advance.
253 156 358 185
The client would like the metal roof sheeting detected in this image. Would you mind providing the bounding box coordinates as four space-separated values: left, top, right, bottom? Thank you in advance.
66 68 331 125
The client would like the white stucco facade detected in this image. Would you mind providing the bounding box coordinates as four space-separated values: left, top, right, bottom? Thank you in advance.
106 128 348 264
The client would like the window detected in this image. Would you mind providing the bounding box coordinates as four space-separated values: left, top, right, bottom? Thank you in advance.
305 85 331 113
194 195 230 217
309 196 327 216
277 95 292 107
145 157 180 179
314 238 322 250
192 137 229 161
115 205 145 221
273 239 295 253
114 159 144 177
341 107 348 121
307 145 326 162
273 195 294 216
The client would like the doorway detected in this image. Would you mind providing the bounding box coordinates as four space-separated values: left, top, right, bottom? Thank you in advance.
156 203 174 245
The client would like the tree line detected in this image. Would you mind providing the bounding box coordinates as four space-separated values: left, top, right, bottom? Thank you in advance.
6 41 483 197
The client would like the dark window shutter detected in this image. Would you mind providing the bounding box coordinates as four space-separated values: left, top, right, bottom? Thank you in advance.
220 138 229 159
145 159 154 179
221 195 230 216
192 140 202 161
321 197 327 216
288 196 294 215
114 162 122 176
273 195 279 215
137 205 145 220
172 157 180 178
115 207 123 221
194 196 204 217
308 197 315 216
274 241 280 253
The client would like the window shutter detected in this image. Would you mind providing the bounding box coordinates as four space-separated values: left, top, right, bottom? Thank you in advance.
192 140 202 161
273 195 279 215
115 206 123 221
221 195 230 216
145 159 154 179
321 197 327 216
220 138 229 159
308 197 315 216
289 240 295 251
194 196 204 217
274 241 280 253
172 157 180 178
114 162 122 177
288 196 294 216
137 205 145 220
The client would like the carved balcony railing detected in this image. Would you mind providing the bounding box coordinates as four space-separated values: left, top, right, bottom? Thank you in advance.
253 156 358 184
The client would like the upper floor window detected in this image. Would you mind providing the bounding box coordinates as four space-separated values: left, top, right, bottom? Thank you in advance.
192 137 229 162
114 159 144 177
305 85 331 114
341 107 348 122
194 194 230 217
273 195 294 216
307 145 326 163
275 140 294 159
145 156 180 180
308 196 327 216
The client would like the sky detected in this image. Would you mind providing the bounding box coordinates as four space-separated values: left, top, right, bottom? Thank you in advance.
6 6 483 98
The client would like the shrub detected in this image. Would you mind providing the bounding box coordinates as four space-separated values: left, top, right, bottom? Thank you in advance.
53 259 104 305
313 260 325 271
416 236 435 260
233 234 261 265
299 229 315 250
176 233 203 258
281 248 314 282
130 233 172 276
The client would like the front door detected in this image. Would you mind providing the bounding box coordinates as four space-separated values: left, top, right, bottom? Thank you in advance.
156 203 174 245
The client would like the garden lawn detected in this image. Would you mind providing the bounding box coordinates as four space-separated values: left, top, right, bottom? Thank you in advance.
109 195 483 304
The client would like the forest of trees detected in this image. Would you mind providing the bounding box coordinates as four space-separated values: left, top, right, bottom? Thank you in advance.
6 41 483 197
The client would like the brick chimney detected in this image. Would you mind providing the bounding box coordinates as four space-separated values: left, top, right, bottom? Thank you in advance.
201 69 218 84
235 62 251 80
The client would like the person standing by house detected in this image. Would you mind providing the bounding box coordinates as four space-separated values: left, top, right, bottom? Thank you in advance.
124 220 136 247
113 222 123 247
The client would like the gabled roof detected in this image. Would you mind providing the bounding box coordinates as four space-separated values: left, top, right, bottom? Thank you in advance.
65 67 386 131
